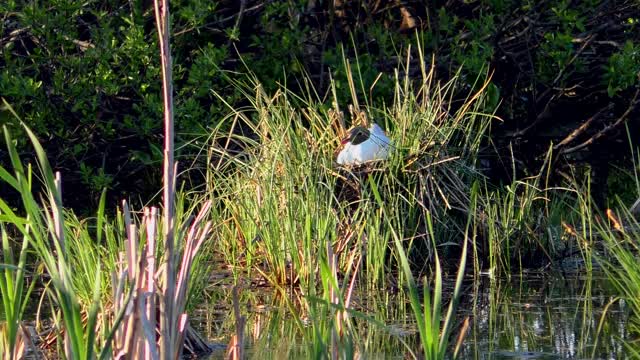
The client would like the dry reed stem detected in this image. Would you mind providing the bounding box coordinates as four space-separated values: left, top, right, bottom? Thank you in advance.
0 323 31 360
152 0 176 355
144 207 158 359
453 317 470 359
111 199 213 359
606 209 623 232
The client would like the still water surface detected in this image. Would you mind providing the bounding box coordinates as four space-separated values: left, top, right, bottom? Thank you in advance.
195 270 631 359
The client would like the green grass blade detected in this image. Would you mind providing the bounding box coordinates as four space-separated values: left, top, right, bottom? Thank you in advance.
96 188 107 244
84 265 102 359
0 166 19 191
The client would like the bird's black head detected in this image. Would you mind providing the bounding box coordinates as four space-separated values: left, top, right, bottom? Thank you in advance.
342 126 370 145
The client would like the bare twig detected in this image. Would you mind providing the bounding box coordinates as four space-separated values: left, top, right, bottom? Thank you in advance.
174 2 268 37
562 89 639 154
554 104 612 150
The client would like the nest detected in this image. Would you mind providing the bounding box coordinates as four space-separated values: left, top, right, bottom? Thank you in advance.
333 144 476 224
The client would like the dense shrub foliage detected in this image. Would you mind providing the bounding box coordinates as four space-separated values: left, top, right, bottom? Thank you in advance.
1 0 638 209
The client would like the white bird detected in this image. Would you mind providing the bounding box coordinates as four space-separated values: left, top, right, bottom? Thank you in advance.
336 123 391 165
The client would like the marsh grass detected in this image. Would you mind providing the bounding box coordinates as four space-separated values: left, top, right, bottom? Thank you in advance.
597 132 640 322
566 138 640 354
0 113 213 358
385 180 472 359
596 205 640 330
186 44 596 359
169 42 502 359
202 47 495 292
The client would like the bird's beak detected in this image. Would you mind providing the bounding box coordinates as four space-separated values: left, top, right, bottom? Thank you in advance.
340 135 350 145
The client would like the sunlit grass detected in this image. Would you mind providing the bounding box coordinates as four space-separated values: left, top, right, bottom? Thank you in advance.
203 49 493 290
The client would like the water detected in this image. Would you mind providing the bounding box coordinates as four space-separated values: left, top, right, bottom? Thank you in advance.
194 270 632 359
457 272 630 359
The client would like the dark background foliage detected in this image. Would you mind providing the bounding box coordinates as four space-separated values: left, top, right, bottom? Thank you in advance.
1 0 639 211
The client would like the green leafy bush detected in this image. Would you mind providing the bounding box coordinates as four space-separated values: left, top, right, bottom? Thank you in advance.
604 41 640 97
1 0 638 210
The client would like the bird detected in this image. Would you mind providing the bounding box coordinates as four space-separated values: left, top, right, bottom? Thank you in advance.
336 123 391 165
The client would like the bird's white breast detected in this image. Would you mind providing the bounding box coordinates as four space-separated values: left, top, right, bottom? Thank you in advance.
337 125 391 165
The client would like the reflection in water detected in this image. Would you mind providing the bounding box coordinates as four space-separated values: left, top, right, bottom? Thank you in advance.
195 270 631 359
460 272 629 359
